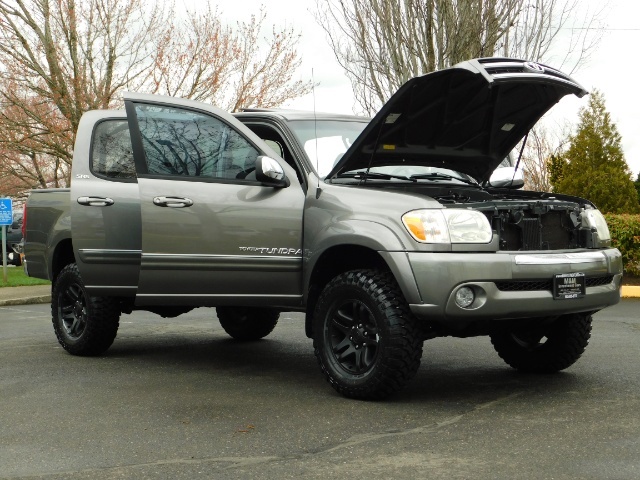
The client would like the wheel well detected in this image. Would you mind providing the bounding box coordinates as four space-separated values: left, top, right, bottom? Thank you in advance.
51 239 75 283
305 245 390 338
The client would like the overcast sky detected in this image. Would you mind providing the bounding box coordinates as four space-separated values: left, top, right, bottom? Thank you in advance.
184 0 640 177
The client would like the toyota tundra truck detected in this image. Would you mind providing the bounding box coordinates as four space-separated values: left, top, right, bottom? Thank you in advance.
22 58 623 399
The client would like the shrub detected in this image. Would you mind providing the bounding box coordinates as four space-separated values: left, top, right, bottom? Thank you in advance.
605 214 640 276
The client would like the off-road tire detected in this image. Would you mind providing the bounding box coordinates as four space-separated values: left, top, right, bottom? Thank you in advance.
216 307 279 341
51 263 120 356
490 313 593 373
312 269 423 400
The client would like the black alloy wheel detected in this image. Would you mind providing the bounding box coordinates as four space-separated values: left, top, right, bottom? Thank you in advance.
58 280 88 340
326 298 380 375
52 263 120 356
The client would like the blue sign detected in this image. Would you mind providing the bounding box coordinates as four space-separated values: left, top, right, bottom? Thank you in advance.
0 198 13 226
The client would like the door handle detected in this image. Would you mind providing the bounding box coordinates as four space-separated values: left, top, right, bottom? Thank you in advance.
77 196 114 207
152 196 194 208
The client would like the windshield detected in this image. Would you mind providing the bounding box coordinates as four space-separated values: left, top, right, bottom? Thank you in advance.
287 118 506 183
287 119 368 177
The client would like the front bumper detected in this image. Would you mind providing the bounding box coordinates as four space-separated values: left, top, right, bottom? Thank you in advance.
397 249 622 325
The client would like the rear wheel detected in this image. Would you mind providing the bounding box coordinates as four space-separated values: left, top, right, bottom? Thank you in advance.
216 307 279 341
313 269 423 399
52 263 120 356
490 313 592 373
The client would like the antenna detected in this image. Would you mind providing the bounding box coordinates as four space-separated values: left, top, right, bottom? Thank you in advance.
312 68 319 175
312 69 322 199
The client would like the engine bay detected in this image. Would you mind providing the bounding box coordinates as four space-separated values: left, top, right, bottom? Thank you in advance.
393 184 604 251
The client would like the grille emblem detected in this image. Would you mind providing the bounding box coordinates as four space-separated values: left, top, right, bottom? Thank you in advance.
524 62 545 73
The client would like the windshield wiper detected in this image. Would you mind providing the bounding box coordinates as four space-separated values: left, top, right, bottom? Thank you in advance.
337 171 417 182
410 173 479 186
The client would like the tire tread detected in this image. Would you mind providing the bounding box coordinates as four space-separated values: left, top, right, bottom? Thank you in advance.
490 313 592 373
313 269 423 399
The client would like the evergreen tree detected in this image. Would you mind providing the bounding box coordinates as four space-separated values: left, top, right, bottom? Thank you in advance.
548 154 567 188
552 90 640 213
635 172 640 205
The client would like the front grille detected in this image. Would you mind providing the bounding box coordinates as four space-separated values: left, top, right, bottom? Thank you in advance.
495 275 614 292
495 279 552 291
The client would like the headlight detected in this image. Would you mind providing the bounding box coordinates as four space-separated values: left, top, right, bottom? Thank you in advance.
402 209 492 244
581 208 611 246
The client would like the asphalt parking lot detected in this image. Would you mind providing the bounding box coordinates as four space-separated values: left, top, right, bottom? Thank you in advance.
1 300 639 479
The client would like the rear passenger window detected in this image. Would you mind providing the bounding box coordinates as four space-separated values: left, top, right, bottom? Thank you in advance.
91 120 136 180
133 104 259 180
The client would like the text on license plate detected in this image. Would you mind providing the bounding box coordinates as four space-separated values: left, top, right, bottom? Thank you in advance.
553 272 586 299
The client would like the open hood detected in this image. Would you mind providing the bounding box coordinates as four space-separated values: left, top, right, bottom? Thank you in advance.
327 58 587 183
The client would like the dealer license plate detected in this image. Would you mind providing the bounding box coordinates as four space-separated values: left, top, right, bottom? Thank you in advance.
553 273 586 299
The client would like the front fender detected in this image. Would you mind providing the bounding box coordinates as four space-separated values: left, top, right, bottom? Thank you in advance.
304 219 422 305
309 218 408 253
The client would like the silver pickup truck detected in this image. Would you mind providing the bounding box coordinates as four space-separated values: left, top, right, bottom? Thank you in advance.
23 58 622 399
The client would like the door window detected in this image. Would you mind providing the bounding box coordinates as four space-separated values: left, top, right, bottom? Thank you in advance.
134 104 259 180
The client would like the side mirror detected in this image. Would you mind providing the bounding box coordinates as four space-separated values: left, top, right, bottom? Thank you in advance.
488 166 524 189
255 156 290 188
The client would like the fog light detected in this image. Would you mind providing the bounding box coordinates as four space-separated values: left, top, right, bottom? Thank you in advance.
455 286 475 308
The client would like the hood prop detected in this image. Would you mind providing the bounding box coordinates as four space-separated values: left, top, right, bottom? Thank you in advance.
511 131 529 185
362 116 387 185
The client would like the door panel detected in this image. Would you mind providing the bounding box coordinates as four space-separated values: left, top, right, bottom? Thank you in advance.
135 178 304 304
70 113 141 296
126 98 304 306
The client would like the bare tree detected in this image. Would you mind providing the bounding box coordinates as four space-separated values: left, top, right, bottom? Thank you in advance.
148 7 311 112
503 0 604 74
515 124 571 191
0 83 71 195
316 0 604 115
0 0 165 192
0 0 311 195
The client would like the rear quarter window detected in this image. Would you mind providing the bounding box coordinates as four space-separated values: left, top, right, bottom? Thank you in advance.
91 120 136 180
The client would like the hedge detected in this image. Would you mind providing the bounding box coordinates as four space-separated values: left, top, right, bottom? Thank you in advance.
605 214 640 276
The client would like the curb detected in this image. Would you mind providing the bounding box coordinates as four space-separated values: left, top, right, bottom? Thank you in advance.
621 285 640 298
0 295 51 307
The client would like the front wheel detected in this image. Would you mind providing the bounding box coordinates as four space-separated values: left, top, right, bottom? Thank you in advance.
52 263 120 356
490 313 593 373
313 270 423 399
